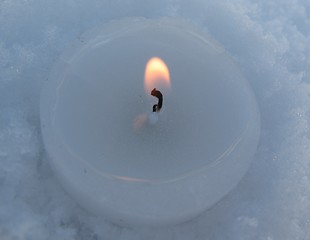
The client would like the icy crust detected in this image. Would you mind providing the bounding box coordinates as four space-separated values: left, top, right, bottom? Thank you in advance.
40 18 260 226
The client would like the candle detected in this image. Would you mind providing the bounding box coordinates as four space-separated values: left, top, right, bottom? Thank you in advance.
40 18 260 226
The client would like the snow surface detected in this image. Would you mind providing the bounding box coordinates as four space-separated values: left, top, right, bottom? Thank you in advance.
0 0 309 239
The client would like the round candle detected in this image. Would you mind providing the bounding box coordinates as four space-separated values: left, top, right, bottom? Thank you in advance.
40 18 260 226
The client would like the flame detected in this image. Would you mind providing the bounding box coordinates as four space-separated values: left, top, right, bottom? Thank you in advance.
144 57 170 93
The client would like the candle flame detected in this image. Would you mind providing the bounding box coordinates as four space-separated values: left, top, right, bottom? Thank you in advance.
144 57 170 93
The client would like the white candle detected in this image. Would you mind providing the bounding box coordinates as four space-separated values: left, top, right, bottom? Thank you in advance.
40 18 260 226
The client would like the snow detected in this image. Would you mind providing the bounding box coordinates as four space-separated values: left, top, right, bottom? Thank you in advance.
0 0 309 239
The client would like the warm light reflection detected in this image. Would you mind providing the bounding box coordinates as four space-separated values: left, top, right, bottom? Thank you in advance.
133 113 147 131
144 57 171 93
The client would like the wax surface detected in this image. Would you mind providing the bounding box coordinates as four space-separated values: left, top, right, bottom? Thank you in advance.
40 18 260 226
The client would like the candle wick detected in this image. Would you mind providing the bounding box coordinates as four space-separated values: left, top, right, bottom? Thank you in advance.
151 88 163 112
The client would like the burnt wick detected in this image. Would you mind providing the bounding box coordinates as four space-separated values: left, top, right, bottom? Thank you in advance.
151 88 163 112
